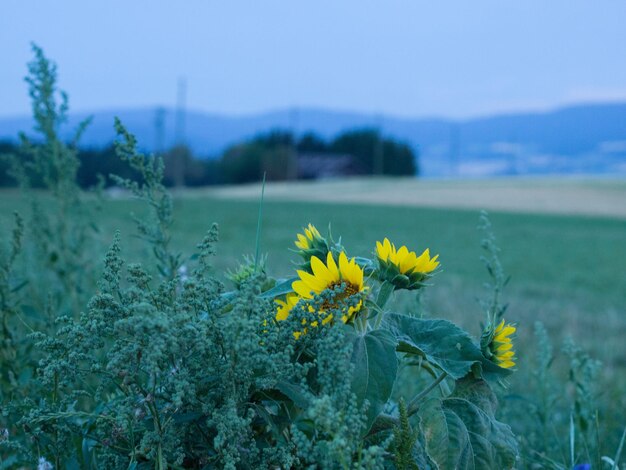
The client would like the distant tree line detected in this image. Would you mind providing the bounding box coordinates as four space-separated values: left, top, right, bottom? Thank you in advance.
0 128 418 188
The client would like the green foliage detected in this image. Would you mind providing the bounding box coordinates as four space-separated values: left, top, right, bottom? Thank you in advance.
111 119 180 279
387 313 510 381
0 213 25 401
563 336 602 438
5 44 100 317
0 104 512 467
421 377 518 470
6 231 393 467
1 107 514 468
0 48 409 466
477 210 510 324
391 399 420 470
0 142 18 187
15 44 87 194
475 221 625 470
347 328 398 433
496 322 625 469
77 143 141 188
1 191 621 469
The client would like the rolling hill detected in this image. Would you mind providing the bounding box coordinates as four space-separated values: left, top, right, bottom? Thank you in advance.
1 103 625 177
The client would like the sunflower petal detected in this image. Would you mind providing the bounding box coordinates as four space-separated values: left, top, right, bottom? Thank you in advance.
298 270 327 294
326 252 340 280
310 256 333 284
292 280 313 298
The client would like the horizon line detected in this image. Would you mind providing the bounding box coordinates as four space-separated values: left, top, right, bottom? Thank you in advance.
2 98 626 124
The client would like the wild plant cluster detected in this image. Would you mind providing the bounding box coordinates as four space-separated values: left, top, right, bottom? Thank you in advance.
0 46 623 470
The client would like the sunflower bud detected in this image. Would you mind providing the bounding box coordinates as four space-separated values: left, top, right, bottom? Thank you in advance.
226 254 269 289
375 238 440 291
294 224 330 270
481 319 517 369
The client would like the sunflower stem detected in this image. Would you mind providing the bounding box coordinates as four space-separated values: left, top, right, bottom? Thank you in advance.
376 281 394 309
372 308 384 330
371 281 393 330
355 310 368 334
407 372 448 415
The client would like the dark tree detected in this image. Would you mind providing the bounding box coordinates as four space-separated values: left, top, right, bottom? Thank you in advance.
0 141 18 187
297 132 328 153
330 129 417 176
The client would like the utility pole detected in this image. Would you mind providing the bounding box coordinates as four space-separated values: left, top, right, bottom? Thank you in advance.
175 77 187 145
154 106 165 156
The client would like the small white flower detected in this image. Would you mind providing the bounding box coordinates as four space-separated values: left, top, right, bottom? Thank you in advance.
178 264 189 282
0 428 8 441
37 457 53 470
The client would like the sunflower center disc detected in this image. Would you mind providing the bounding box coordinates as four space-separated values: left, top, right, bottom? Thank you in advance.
321 281 359 310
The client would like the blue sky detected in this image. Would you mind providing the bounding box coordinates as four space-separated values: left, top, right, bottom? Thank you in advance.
2 0 626 119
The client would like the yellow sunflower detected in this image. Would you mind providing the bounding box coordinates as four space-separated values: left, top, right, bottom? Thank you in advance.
294 223 322 250
375 238 439 290
292 251 366 323
490 320 516 369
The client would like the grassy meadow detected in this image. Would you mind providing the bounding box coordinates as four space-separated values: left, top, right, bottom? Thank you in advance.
2 178 625 462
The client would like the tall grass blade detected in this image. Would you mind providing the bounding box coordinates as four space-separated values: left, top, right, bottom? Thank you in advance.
611 426 626 470
254 172 267 272
570 413 575 468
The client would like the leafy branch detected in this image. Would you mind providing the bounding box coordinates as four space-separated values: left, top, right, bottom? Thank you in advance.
112 118 180 280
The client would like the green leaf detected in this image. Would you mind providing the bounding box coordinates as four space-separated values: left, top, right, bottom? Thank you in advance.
252 403 284 441
20 304 40 320
82 437 97 470
0 455 19 470
259 277 298 299
420 377 518 470
171 411 203 424
385 313 510 381
347 328 398 433
276 380 310 409
9 278 28 293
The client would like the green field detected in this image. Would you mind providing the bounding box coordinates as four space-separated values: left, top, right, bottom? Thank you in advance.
2 188 624 366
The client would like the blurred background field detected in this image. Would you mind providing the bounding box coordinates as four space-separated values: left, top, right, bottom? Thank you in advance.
204 176 626 218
